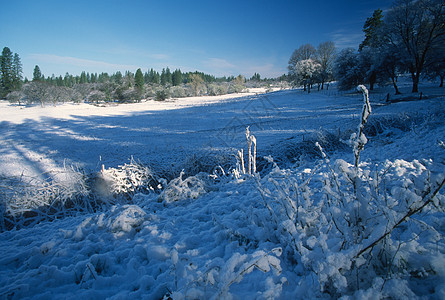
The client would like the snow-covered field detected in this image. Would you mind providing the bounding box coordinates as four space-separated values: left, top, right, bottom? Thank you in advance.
1 81 444 299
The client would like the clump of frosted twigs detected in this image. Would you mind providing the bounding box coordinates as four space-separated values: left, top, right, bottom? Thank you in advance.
0 166 94 231
97 158 162 199
236 126 257 177
0 159 161 231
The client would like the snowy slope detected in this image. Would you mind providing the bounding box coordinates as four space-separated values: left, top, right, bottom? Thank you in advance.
0 82 444 299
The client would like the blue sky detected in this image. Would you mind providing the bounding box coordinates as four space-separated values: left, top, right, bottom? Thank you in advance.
1 0 393 79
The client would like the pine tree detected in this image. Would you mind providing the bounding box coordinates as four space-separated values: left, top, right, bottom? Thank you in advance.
80 71 87 84
12 53 23 90
172 69 183 86
114 71 123 84
135 68 144 90
359 9 383 51
0 47 14 97
165 67 172 85
160 68 166 85
153 70 160 84
33 65 43 81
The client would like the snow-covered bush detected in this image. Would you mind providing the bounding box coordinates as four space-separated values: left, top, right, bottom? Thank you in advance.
207 83 229 96
96 159 162 199
155 88 170 101
0 160 161 231
6 90 24 105
255 85 445 296
169 85 187 98
159 171 207 203
166 247 284 299
228 83 244 94
87 90 106 104
0 166 94 230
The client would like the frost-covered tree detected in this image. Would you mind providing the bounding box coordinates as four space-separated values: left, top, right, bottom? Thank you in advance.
382 0 445 92
22 81 51 107
288 44 316 85
189 73 204 96
315 41 336 89
293 59 321 93
334 48 365 91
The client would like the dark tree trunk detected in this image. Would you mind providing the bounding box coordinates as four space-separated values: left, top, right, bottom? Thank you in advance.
369 71 376 91
392 76 401 95
412 77 419 93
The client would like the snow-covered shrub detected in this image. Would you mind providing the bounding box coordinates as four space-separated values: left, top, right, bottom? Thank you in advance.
0 166 94 230
255 85 445 296
6 90 24 105
87 90 106 104
159 171 207 203
228 83 244 94
155 88 170 101
207 83 228 96
167 248 284 299
96 159 162 199
169 85 187 98
120 88 141 103
0 160 161 231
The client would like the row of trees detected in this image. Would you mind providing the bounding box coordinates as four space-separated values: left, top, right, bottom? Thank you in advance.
30 65 237 88
1 45 283 106
5 55 275 106
289 0 444 94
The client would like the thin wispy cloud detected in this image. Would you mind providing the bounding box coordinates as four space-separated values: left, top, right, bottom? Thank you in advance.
29 54 139 71
330 30 364 49
150 53 169 60
203 58 237 70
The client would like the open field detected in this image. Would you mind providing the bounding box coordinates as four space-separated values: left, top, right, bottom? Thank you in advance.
1 81 444 299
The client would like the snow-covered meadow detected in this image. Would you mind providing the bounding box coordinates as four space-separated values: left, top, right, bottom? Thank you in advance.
0 81 444 299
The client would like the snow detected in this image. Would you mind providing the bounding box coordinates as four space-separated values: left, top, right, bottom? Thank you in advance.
0 80 444 299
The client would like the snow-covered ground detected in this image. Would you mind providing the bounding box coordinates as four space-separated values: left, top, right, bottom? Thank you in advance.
0 81 444 299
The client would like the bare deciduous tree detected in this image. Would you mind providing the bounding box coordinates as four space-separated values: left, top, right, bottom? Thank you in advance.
383 0 445 92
